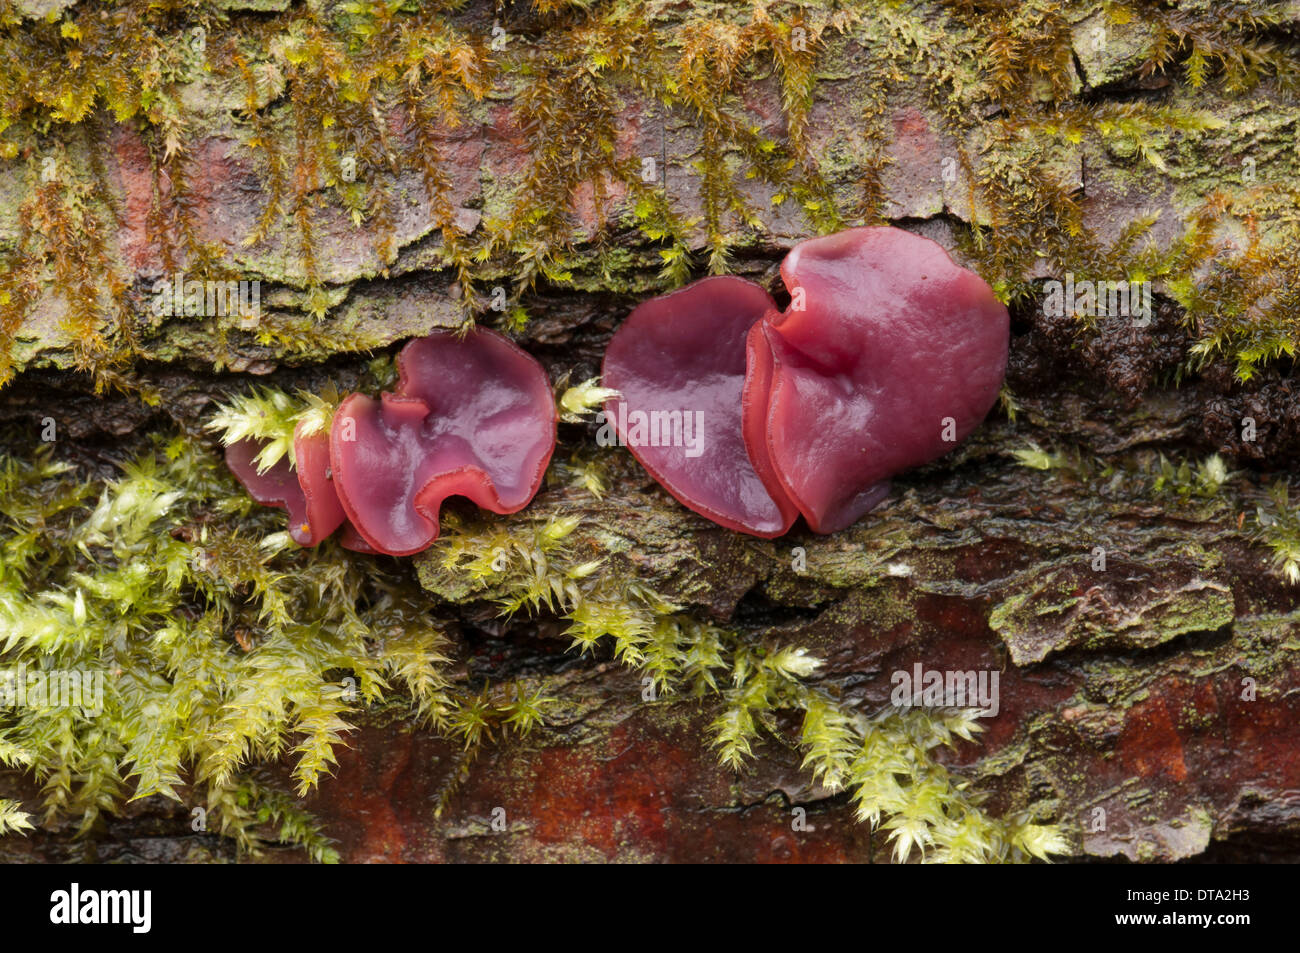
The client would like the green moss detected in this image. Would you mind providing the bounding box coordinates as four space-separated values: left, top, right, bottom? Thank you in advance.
412 499 1066 863
0 0 1296 382
0 430 563 860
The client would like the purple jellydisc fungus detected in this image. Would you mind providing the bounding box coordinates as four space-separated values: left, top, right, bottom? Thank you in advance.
225 438 306 528
289 425 349 545
223 327 557 556
224 428 347 548
751 227 1009 533
601 226 1009 536
330 327 557 556
222 426 366 551
600 276 799 537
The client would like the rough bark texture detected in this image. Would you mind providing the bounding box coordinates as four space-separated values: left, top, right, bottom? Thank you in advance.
2 0 1299 862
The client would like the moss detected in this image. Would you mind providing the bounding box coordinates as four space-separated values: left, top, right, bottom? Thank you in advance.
0 0 1296 382
0 428 570 859
413 500 1065 862
9 375 1283 861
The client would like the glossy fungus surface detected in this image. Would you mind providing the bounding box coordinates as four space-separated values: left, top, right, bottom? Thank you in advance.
225 438 308 531
603 227 1009 536
753 227 1009 532
330 327 557 556
225 434 362 550
600 276 799 537
289 425 348 545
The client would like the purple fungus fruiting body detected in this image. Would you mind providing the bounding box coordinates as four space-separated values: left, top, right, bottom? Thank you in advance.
225 437 308 530
330 327 558 556
756 227 1009 532
225 434 373 552
290 425 347 545
227 227 1006 551
224 327 557 556
603 226 1010 537
600 275 799 538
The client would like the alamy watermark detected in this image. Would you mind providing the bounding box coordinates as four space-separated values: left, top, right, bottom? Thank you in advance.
0 664 104 715
890 663 999 717
50 883 151 933
1043 272 1152 327
596 405 705 458
150 272 261 325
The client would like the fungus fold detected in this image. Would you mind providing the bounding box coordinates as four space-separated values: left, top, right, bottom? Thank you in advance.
290 425 347 545
600 276 799 537
225 327 557 556
223 433 374 553
603 226 1009 536
330 328 557 556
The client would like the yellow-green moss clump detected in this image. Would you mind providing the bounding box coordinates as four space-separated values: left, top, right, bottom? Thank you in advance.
0 431 549 860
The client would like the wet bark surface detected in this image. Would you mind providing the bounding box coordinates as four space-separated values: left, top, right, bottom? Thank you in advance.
2 415 1297 863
